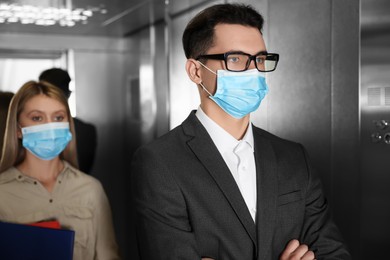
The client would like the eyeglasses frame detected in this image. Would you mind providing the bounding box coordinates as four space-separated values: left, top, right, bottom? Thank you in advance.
196 51 279 72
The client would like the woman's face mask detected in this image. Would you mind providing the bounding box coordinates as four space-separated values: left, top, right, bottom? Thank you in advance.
199 62 269 119
21 122 72 160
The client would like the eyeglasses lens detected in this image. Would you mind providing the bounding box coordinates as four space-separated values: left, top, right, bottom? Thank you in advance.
226 53 276 72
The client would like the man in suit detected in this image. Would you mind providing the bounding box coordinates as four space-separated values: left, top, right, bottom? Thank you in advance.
131 3 350 260
39 68 97 174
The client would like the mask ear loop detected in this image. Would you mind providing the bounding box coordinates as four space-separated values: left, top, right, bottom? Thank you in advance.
197 61 217 97
199 82 213 96
198 61 217 75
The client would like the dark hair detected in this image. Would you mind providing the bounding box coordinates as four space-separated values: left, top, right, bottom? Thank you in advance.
39 68 71 97
182 3 264 59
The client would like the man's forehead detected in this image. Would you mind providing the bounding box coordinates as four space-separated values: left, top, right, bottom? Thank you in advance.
209 24 265 54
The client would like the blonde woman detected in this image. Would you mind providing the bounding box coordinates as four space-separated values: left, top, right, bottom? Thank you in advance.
0 81 120 260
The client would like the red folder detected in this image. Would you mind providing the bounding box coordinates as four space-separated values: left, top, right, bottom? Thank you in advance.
28 220 61 229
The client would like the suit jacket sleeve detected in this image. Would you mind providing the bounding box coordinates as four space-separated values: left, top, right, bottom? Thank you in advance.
298 144 351 259
131 145 201 260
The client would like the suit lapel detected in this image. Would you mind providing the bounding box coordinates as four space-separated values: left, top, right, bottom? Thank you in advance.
182 112 257 248
253 127 278 259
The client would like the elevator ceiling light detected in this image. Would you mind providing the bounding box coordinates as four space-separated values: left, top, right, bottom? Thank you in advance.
0 3 106 27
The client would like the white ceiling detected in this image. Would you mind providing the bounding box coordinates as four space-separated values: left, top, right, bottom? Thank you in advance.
0 0 207 37
0 0 389 38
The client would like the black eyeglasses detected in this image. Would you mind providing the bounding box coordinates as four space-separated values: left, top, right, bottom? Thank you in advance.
196 51 279 72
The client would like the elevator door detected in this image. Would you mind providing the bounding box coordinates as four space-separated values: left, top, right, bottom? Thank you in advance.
360 63 390 259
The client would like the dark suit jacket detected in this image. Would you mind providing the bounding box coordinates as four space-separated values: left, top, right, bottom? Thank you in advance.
131 111 350 260
73 117 97 174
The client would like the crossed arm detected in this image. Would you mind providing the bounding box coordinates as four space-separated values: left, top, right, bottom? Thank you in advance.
202 240 315 260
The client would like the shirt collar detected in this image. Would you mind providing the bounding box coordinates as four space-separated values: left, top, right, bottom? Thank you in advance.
0 167 20 184
195 106 254 153
0 160 78 184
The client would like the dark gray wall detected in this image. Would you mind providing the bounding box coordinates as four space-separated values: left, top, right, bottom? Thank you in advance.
251 0 360 257
250 0 360 257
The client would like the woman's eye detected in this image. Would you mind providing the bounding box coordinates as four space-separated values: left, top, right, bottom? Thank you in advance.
54 116 65 121
31 116 42 122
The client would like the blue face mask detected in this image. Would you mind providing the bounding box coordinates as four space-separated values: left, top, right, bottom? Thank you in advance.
199 63 269 119
21 122 72 160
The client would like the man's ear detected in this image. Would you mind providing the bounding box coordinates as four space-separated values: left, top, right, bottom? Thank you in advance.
185 58 202 84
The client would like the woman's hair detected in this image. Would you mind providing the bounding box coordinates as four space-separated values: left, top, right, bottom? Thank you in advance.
182 3 264 59
0 91 14 160
0 81 78 173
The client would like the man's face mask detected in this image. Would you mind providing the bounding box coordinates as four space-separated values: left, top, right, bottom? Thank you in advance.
21 122 72 160
199 62 269 119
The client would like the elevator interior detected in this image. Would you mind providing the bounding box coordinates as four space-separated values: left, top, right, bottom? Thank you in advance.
361 0 390 258
0 0 388 259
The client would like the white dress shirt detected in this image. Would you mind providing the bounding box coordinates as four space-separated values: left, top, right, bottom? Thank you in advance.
196 107 257 222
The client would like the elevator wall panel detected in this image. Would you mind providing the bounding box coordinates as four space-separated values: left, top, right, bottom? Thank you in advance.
266 0 332 190
361 19 390 256
331 0 360 257
250 0 359 257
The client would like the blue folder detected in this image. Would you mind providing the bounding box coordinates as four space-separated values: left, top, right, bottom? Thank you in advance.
0 221 75 260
